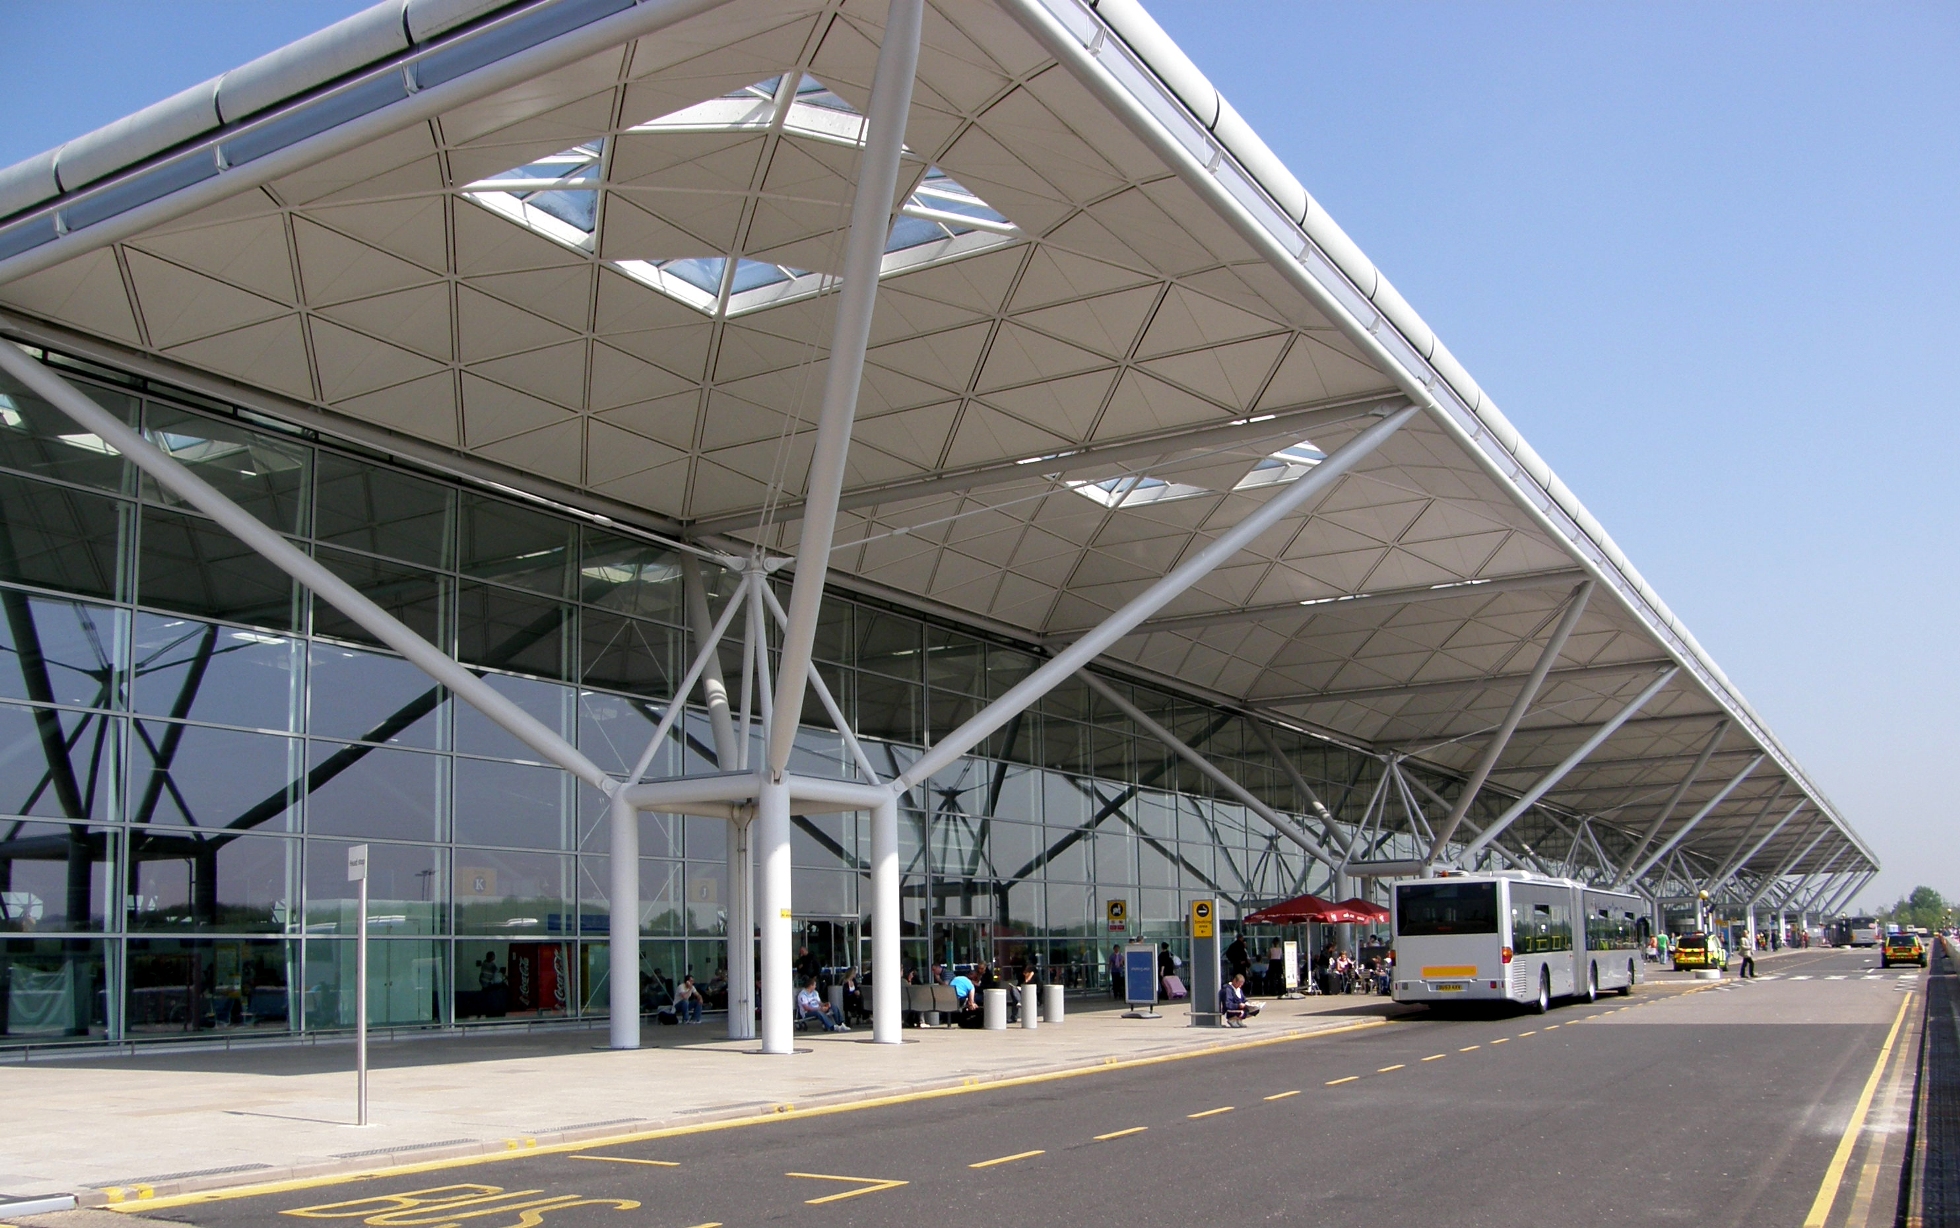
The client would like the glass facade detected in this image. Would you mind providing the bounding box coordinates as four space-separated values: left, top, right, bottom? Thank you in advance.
0 352 1437 1048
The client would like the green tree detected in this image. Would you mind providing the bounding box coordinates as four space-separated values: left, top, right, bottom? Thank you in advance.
1882 886 1949 931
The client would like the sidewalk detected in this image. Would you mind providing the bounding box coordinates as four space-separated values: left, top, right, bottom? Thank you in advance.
0 991 1408 1206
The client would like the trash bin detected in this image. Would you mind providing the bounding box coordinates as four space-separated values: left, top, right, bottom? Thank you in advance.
1041 983 1065 1025
983 987 1008 1030
1019 983 1039 1029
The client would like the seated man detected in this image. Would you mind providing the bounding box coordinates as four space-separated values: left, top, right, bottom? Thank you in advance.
949 968 977 1010
1220 973 1253 1027
672 974 704 1024
795 977 850 1032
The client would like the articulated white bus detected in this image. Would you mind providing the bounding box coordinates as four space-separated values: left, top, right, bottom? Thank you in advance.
1390 872 1648 1013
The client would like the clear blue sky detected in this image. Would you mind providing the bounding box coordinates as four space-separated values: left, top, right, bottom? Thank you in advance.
2 1 1953 914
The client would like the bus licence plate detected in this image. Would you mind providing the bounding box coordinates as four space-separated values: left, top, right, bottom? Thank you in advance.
1434 983 1464 992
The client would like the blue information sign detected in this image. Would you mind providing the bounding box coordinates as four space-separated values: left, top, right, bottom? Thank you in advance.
1124 945 1159 1006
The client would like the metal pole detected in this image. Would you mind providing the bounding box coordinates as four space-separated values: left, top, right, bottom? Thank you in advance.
0 343 613 791
1253 722 1351 855
1746 821 1832 906
896 406 1420 792
1080 671 1337 868
871 794 901 1044
1708 800 1806 894
682 555 741 769
756 776 794 1053
1425 581 1592 862
1459 666 1681 859
625 580 750 786
768 0 924 778
1616 756 1768 888
356 866 369 1126
727 814 755 1041
1610 719 1730 883
608 790 641 1050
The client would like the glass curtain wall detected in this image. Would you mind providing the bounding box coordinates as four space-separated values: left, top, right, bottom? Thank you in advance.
0 352 1430 1048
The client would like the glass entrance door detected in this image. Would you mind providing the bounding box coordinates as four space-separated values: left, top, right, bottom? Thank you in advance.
794 917 859 981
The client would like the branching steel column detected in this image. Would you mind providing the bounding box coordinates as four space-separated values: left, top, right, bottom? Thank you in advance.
1459 667 1680 860
1617 754 1765 888
0 342 611 791
768 0 923 779
1610 718 1729 883
895 406 1419 793
1708 800 1806 894
1747 820 1833 906
1253 721 1351 855
1079 672 1337 868
682 555 741 768
1425 580 1592 862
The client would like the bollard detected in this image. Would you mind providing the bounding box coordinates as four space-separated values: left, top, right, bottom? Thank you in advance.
1019 983 1039 1029
829 985 846 1022
1041 982 1065 1025
983 987 1008 1030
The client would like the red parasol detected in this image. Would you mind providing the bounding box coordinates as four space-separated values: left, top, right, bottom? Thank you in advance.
1333 897 1391 924
1243 893 1346 925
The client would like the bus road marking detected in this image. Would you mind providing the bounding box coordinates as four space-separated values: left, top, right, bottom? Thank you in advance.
1376 1064 1405 1073
1421 1054 1446 1062
570 1156 679 1167
1264 1090 1300 1101
1095 1127 1147 1141
1459 1045 1480 1051
1326 1076 1359 1085
970 1151 1044 1169
786 1173 909 1205
1188 1106 1234 1119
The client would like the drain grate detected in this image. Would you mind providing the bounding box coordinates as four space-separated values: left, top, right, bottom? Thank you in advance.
333 1139 475 1159
94 1163 273 1187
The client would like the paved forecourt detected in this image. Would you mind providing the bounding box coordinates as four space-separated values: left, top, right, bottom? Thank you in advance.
15 948 1919 1228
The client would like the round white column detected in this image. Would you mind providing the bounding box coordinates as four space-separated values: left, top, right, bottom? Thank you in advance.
757 777 794 1054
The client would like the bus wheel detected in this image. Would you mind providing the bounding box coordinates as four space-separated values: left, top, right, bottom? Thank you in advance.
1532 969 1550 1015
1620 960 1634 994
1584 964 1598 1004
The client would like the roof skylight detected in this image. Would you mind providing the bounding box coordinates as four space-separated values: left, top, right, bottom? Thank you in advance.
1067 440 1327 509
460 76 1019 319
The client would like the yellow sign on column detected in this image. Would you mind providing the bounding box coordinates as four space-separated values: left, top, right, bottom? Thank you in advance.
1191 898 1215 939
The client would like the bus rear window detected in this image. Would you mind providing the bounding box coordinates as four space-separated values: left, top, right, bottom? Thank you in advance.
1397 882 1499 936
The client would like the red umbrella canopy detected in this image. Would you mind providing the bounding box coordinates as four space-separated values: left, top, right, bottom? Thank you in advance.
1244 894 1345 925
1334 897 1391 923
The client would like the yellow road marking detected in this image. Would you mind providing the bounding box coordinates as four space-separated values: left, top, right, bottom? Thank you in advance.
570 1156 679 1167
1518 1031 1535 1037
1491 1038 1509 1044
1545 1024 1559 1029
786 1173 909 1205
1325 1076 1358 1085
1459 1045 1480 1051
1188 1106 1234 1119
1801 993 1913 1228
112 1014 1399 1212
685 1223 722 1227
969 1150 1044 1169
1264 1090 1300 1101
1094 1127 1147 1141
1377 1064 1405 1073
1421 1054 1445 1062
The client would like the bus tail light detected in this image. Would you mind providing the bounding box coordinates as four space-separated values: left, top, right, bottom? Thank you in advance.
1500 946 1513 964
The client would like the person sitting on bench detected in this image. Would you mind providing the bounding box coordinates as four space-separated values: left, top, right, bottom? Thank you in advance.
796 977 849 1032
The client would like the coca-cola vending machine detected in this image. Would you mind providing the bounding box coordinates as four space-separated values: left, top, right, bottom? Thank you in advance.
507 943 568 1015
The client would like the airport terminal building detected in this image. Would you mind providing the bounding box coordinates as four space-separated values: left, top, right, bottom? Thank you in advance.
0 0 1873 1049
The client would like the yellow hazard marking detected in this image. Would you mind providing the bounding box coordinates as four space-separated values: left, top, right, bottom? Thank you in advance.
280 1183 639 1226
786 1173 908 1205
1264 1090 1300 1101
1187 1106 1234 1119
569 1156 678 1167
1802 992 1914 1228
969 1151 1044 1169
1095 1127 1148 1141
1376 1064 1405 1073
502 1138 538 1151
1325 1076 1358 1085
1421 1054 1445 1062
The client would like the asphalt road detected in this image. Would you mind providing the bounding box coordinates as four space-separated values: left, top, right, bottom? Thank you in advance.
136 948 1920 1228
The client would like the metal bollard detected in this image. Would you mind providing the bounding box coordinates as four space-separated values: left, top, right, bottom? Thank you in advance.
983 987 1008 1030
1041 983 1065 1024
829 985 846 1022
1019 983 1039 1029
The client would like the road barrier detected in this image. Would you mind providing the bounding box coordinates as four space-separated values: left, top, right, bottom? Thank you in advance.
1904 935 1958 1227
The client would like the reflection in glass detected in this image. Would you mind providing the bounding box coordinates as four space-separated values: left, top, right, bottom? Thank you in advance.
452 848 572 935
451 938 565 1020
459 494 570 596
143 405 309 534
578 529 681 618
0 472 124 601
458 581 569 680
307 644 443 749
302 938 443 1029
0 702 119 822
314 452 451 567
138 507 296 630
580 610 675 697
453 759 571 850
454 674 568 762
305 839 443 936
126 937 296 1034
1 936 108 1040
857 611 921 680
131 720 299 831
0 372 133 492
0 589 122 712
575 690 661 779
0 821 114 931
304 741 445 841
132 614 298 731
313 547 446 648
125 831 298 932
576 856 682 935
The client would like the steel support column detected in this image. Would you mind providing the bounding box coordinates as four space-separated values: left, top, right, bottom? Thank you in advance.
1459 667 1680 860
894 406 1419 793
1425 580 1592 862
607 790 640 1049
870 793 901 1044
1615 755 1765 889
1708 801 1806 897
756 775 794 1054
1610 719 1730 885
1747 821 1832 907
768 0 923 779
